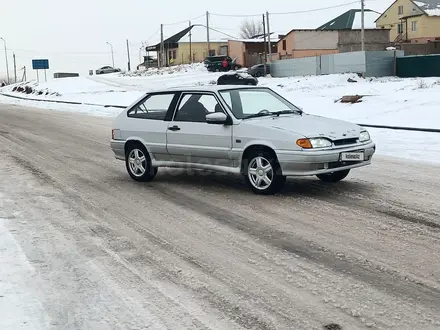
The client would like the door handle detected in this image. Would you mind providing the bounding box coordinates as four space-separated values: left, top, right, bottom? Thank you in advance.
168 125 180 131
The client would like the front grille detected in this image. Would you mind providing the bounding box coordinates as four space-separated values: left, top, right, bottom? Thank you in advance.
333 138 359 146
328 160 363 169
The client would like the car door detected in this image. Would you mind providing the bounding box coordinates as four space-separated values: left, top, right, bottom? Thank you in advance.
166 92 233 167
124 92 179 162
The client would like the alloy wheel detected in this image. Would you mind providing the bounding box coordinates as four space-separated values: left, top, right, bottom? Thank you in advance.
248 156 274 190
128 149 147 177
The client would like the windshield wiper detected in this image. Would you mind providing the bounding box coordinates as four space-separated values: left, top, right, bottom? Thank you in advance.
243 109 302 120
243 112 273 119
270 109 302 116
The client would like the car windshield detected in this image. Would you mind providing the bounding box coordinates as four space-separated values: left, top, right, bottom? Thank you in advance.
219 88 302 119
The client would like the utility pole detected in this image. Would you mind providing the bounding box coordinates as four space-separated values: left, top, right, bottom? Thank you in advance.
22 66 26 82
13 52 17 83
262 14 267 75
106 42 115 67
361 0 365 51
189 21 192 64
0 37 10 84
126 39 131 71
266 12 271 63
160 24 164 68
206 11 210 56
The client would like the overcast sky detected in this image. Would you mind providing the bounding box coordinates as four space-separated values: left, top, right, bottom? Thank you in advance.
0 0 392 81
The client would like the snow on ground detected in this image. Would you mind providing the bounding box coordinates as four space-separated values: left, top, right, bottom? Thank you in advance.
0 212 48 330
1 63 440 164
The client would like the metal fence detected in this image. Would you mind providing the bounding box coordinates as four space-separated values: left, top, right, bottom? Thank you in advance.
271 51 404 78
396 54 440 77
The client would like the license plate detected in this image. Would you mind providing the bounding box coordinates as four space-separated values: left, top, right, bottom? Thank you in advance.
341 151 364 161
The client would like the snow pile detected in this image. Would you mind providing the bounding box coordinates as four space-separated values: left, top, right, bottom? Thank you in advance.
5 81 62 97
0 76 138 107
122 63 207 77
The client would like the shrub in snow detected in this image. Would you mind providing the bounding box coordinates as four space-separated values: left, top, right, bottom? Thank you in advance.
416 79 428 89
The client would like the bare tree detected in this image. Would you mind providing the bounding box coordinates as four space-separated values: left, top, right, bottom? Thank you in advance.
239 19 263 39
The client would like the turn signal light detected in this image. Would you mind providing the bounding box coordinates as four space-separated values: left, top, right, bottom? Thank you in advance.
296 138 313 149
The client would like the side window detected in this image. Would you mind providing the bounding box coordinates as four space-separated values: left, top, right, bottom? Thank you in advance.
127 93 175 120
174 93 223 123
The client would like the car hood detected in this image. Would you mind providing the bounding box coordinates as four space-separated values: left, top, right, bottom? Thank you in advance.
245 114 361 140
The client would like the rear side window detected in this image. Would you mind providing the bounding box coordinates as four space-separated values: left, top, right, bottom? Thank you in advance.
127 93 175 120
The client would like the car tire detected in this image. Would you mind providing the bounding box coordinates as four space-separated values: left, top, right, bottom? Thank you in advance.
125 143 158 182
244 150 286 195
316 169 350 183
255 71 262 77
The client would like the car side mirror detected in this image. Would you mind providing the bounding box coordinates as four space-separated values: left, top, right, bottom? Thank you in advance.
206 112 228 124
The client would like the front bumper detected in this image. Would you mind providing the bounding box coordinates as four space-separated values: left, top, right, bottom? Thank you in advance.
276 141 376 176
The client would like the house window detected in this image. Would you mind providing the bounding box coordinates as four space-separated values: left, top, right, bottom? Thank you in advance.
398 23 403 33
398 5 403 14
411 21 417 31
282 40 286 51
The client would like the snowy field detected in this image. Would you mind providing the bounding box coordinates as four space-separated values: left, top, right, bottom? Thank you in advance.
1 63 439 164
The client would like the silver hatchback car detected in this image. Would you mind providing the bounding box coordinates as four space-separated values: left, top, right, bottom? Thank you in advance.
110 85 376 194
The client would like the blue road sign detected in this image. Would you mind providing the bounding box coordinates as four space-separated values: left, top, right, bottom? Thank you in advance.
32 59 49 70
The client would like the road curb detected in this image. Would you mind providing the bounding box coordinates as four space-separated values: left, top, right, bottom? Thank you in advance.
0 92 127 109
358 124 440 133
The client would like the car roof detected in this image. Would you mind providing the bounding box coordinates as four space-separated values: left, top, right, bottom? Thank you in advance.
145 85 269 93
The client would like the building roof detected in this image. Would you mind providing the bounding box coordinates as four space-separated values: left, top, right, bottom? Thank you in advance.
375 0 440 23
413 0 440 16
317 9 381 30
146 25 194 51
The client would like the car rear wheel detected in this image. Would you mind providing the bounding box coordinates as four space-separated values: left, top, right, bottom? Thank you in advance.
244 151 286 195
125 144 157 182
316 169 350 183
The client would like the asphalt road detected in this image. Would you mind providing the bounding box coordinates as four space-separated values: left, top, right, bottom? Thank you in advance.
1 103 440 330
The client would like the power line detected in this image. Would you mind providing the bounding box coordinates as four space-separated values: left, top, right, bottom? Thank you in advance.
145 28 161 43
210 26 239 32
193 24 239 40
210 12 262 18
163 14 205 26
270 1 361 15
210 1 362 18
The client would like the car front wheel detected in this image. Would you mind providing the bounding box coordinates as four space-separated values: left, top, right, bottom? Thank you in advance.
125 144 158 182
244 151 286 195
316 169 350 182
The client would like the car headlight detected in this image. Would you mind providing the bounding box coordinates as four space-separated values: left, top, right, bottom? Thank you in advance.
359 130 370 142
296 138 332 149
309 138 332 148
